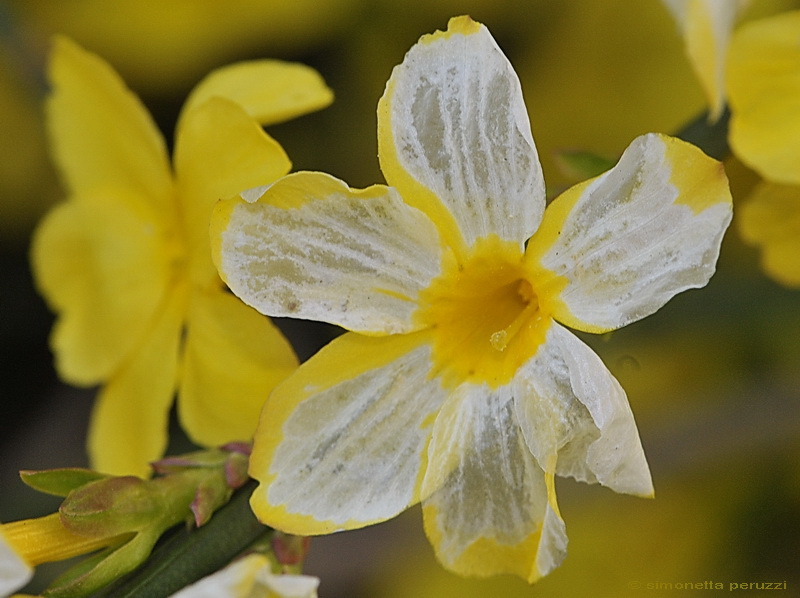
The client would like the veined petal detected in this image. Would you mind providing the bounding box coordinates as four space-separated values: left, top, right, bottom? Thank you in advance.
514 323 653 497
739 182 800 287
212 172 443 334
87 288 184 476
727 10 800 185
249 331 448 535
46 36 171 211
182 60 333 127
30 195 171 385
179 288 298 447
0 528 33 596
527 133 732 333
169 553 318 598
175 96 291 286
378 15 544 253
421 385 566 581
661 0 750 121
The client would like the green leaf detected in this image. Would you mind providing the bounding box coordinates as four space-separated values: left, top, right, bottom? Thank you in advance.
20 469 112 497
554 149 616 181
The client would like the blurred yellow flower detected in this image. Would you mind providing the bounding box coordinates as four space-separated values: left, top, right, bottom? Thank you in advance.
170 553 319 598
727 10 800 286
31 37 333 476
212 16 732 582
7 0 359 96
661 0 751 121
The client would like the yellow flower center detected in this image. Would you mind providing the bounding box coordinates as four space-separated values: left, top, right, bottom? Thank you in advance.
416 235 551 389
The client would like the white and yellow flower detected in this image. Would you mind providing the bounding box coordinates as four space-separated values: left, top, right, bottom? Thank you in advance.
211 16 732 581
169 553 318 598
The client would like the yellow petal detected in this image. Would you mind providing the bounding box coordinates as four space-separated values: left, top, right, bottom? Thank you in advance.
46 36 171 211
662 0 749 121
248 331 447 535
175 97 291 287
421 386 567 582
212 172 443 335
87 288 184 476
739 182 800 287
179 288 298 447
30 196 172 385
727 10 800 184
182 60 333 127
378 16 544 255
526 133 732 334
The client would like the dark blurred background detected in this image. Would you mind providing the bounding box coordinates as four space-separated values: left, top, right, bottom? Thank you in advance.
2 1 799 596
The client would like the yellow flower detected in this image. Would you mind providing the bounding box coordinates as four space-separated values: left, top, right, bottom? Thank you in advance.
211 16 732 581
727 10 800 286
31 37 333 476
170 553 319 598
661 0 751 121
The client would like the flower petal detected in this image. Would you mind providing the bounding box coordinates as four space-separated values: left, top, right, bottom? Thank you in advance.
182 60 333 127
661 0 749 121
212 172 443 334
739 182 800 287
179 289 298 447
421 385 566 581
46 36 171 211
169 553 269 598
175 96 291 286
0 528 33 597
30 196 171 385
527 133 732 333
87 288 184 476
248 331 447 535
727 10 800 184
377 16 544 253
514 323 653 497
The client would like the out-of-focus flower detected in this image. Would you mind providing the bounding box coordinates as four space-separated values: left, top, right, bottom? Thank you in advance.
661 0 751 121
30 38 332 476
6 0 359 96
727 10 800 286
170 553 319 598
212 16 732 581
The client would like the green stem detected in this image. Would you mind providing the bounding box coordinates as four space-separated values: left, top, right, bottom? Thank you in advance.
91 480 270 598
676 107 731 161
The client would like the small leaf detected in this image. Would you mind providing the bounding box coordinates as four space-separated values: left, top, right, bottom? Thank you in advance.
554 149 616 181
20 469 112 497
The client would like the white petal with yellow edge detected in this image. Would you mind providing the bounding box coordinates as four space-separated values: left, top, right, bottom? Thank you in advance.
514 323 653 497
378 16 544 252
527 133 731 334
0 528 33 597
249 332 447 535
179 288 298 447
213 172 443 334
421 384 567 581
